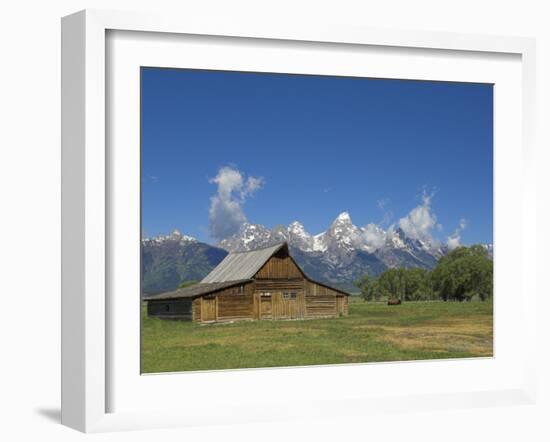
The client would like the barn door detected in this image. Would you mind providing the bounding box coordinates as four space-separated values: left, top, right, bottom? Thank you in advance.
286 292 297 319
201 297 217 322
269 292 304 320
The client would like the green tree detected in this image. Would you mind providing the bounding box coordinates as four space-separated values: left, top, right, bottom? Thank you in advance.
377 268 406 301
403 268 433 301
177 279 199 289
431 245 493 301
369 279 383 301
354 245 491 303
354 274 373 301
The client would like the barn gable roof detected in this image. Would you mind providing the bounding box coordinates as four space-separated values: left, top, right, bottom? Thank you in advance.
201 242 288 283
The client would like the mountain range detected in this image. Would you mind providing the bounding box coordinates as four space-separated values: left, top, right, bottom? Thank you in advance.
141 231 227 295
141 212 492 295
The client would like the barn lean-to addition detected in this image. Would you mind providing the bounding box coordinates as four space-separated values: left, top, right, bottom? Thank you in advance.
145 242 350 323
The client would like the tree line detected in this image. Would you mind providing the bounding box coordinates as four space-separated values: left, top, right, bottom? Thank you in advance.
354 245 493 302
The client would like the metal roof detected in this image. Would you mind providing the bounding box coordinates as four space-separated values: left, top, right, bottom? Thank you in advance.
144 279 253 300
201 242 287 283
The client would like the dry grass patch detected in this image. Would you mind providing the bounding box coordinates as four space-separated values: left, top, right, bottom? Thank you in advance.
378 318 493 356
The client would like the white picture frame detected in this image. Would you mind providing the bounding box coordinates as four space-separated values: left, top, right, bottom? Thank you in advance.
61 9 537 433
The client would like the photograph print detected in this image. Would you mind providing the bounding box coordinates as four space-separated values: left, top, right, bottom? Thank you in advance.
140 68 493 373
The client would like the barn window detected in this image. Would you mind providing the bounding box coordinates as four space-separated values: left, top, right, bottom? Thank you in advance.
165 304 170 312
283 292 297 300
261 292 271 298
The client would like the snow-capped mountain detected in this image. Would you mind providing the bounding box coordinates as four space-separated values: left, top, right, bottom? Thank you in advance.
214 223 272 253
141 215 493 294
219 211 444 269
217 211 492 290
141 229 227 295
142 229 197 246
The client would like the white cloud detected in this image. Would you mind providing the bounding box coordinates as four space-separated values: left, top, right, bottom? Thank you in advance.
446 218 468 250
446 236 461 250
208 166 264 240
243 176 264 198
398 191 437 244
361 223 387 250
358 193 469 251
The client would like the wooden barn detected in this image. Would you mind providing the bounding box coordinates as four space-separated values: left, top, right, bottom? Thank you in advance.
145 242 350 323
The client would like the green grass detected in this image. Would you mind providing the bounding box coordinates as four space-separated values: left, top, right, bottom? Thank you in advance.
141 300 493 373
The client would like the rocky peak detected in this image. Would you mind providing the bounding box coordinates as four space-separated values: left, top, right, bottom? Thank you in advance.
333 211 352 225
288 220 307 235
142 229 197 246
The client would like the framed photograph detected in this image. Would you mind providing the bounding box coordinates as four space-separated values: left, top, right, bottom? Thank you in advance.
61 9 537 432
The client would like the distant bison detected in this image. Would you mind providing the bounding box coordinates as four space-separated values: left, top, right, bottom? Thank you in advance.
387 298 402 305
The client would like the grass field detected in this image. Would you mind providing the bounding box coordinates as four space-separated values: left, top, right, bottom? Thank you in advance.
141 299 493 373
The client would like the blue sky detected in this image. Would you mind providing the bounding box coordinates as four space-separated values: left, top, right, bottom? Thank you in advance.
141 68 493 246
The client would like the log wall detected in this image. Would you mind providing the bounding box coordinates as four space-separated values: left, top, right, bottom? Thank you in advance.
147 298 193 320
253 291 307 320
192 282 255 323
192 298 201 322
255 279 305 291
304 281 347 319
149 280 348 323
344 295 349 315
252 283 348 321
336 295 349 316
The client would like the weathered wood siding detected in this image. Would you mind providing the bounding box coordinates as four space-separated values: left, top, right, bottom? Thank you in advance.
217 290 254 322
254 252 303 280
147 298 193 320
252 277 349 320
255 279 305 291
192 298 201 322
253 290 306 320
193 282 255 323
254 252 348 319
152 281 348 323
304 281 347 318
272 291 306 319
201 297 217 322
336 295 349 316
260 295 272 319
